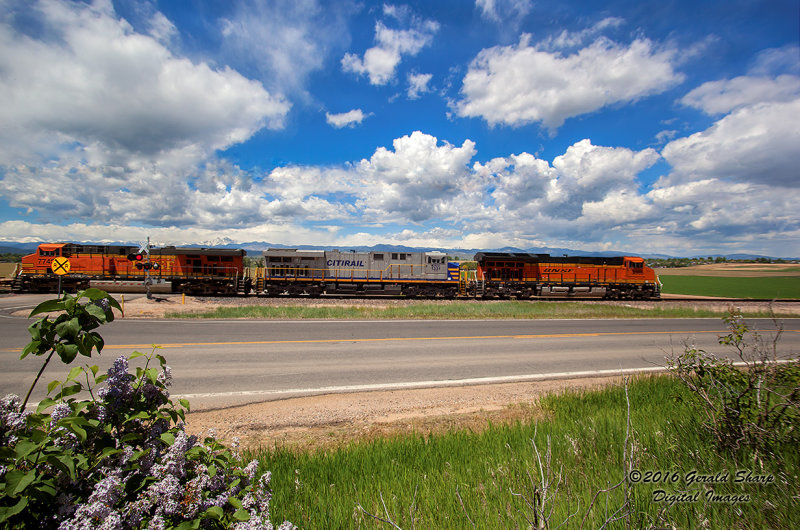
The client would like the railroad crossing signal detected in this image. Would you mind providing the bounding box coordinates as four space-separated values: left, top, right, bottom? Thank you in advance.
51 257 71 275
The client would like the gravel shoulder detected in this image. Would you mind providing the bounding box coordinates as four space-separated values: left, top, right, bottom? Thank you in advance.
183 376 623 452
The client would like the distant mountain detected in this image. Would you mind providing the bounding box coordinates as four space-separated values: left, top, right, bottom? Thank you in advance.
0 240 794 261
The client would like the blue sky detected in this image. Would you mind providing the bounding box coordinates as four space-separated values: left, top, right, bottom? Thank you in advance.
0 0 798 256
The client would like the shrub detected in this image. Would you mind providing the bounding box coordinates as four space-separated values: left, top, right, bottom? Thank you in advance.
0 289 293 529
667 309 800 456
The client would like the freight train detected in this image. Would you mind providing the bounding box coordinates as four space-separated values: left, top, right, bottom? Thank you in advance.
11 242 661 299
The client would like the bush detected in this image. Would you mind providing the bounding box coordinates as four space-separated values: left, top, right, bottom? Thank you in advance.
667 309 800 456
0 289 293 529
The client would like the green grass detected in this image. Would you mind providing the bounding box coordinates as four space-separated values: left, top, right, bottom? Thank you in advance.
250 375 799 528
660 276 800 299
166 300 792 320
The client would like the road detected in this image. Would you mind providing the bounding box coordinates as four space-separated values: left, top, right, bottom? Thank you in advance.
2 294 799 410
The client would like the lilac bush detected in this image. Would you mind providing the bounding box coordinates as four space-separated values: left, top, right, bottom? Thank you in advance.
0 290 293 529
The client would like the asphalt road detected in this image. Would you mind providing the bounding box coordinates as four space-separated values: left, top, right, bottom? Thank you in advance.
2 294 799 410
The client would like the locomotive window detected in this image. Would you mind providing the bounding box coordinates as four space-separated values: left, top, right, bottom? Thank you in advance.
207 256 219 261
39 249 58 257
374 254 384 260
221 256 233 262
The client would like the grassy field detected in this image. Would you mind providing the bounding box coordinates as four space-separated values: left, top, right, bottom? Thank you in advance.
660 275 800 299
167 300 794 320
251 375 798 528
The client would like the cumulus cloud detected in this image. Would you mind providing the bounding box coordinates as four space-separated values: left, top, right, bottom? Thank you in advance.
341 8 439 85
0 0 290 227
326 109 369 128
662 98 800 187
455 34 684 130
355 131 477 222
407 72 433 99
0 0 289 163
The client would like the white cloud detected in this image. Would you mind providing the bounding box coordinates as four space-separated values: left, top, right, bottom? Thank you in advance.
662 98 800 187
407 72 433 99
342 14 439 85
540 17 625 51
326 109 369 128
356 131 477 222
455 35 684 130
681 75 800 115
219 0 354 98
0 0 290 227
475 0 533 23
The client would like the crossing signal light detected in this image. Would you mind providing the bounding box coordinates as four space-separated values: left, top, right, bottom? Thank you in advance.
127 253 144 261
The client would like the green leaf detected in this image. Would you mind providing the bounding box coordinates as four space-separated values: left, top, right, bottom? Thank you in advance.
47 380 61 394
56 343 79 364
130 351 144 360
88 332 104 354
204 505 224 520
233 508 251 521
27 321 42 341
55 383 81 400
5 470 36 496
29 299 66 317
20 340 42 359
67 366 83 381
47 454 76 479
36 397 56 412
82 288 107 301
228 496 242 509
0 496 28 523
14 440 39 459
160 432 176 446
85 303 107 321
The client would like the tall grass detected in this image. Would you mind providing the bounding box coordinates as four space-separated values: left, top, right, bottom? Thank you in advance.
250 376 798 528
167 301 790 320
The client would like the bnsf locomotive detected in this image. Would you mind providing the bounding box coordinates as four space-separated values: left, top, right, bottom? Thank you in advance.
13 243 248 295
11 243 660 299
473 252 660 299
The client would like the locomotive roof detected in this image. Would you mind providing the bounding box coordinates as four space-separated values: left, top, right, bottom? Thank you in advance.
474 252 627 266
40 242 245 256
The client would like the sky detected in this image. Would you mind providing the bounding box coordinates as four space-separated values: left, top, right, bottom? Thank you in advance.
0 0 798 257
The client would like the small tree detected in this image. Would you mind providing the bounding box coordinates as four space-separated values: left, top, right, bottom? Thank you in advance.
667 309 800 456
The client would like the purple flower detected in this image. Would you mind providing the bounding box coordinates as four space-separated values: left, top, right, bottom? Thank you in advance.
98 357 134 405
50 403 72 425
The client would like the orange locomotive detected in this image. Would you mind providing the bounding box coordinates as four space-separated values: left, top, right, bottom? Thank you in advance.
473 252 660 299
14 242 248 295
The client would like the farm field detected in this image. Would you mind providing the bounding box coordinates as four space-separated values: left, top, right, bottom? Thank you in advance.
659 275 800 299
657 263 800 298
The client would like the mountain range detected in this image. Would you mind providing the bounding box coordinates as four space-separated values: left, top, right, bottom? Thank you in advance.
1 241 796 261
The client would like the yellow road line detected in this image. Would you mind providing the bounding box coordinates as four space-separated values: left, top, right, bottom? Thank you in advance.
5 329 797 353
